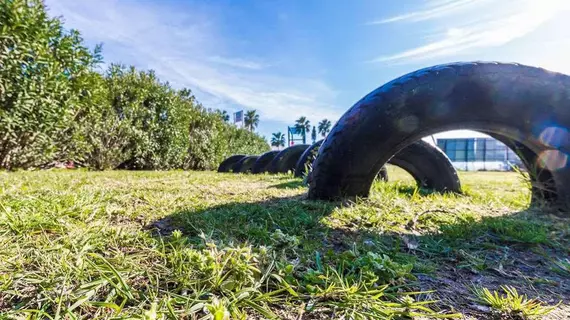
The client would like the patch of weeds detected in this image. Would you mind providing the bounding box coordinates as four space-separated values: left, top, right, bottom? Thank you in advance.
484 219 549 245
471 285 560 319
412 260 438 274
438 217 549 246
160 231 458 319
164 231 272 294
528 277 558 287
339 251 415 285
292 261 460 319
551 258 570 276
438 215 482 243
457 250 488 273
270 229 300 248
302 268 461 319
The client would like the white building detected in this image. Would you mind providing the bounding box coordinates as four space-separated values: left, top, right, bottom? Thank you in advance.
427 131 523 171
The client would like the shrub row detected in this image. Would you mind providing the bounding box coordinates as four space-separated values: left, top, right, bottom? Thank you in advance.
0 0 269 170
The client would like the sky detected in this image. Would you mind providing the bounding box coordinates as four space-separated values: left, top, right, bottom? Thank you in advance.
45 0 570 141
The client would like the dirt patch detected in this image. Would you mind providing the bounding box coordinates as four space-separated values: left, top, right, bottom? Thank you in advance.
418 248 570 319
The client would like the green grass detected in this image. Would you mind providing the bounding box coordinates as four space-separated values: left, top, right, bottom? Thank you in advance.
0 167 568 319
472 285 560 319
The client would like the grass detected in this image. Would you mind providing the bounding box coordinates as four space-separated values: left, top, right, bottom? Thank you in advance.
0 166 568 319
472 285 560 319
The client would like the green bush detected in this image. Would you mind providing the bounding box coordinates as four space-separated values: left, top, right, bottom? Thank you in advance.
0 1 269 170
184 100 269 170
0 0 100 169
81 65 195 170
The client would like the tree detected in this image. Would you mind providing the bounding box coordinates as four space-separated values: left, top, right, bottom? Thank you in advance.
216 110 230 122
294 116 311 144
311 126 317 144
318 119 332 137
244 110 260 132
271 132 285 150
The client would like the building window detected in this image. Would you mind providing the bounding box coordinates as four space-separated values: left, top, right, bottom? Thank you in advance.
435 137 523 170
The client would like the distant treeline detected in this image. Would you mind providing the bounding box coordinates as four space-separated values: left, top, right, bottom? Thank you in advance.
0 0 269 170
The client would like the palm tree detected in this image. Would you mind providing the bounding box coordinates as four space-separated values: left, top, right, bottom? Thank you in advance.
244 110 260 132
216 110 230 122
318 119 332 137
294 116 311 144
311 126 317 144
271 132 285 150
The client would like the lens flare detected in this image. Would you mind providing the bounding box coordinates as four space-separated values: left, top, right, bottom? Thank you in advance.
539 126 569 149
537 150 568 171
397 115 419 133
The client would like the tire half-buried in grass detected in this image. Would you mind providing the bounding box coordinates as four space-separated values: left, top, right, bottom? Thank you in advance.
297 140 460 193
217 155 246 172
232 155 259 173
389 140 460 192
269 144 310 174
308 62 570 211
252 150 280 174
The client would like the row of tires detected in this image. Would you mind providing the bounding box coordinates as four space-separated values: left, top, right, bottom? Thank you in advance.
218 139 462 193
217 144 312 176
220 63 570 211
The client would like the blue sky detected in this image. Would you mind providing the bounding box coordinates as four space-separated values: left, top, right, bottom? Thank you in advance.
46 0 570 141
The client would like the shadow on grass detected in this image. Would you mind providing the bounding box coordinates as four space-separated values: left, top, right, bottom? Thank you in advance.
147 195 570 315
149 196 335 250
269 180 306 189
394 185 442 197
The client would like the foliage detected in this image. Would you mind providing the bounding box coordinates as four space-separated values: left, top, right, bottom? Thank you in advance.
318 118 332 137
271 132 285 149
472 286 559 318
311 126 317 143
216 109 230 122
552 258 570 276
72 70 130 170
0 1 268 170
244 110 260 132
200 121 269 170
294 116 311 143
80 65 187 169
0 0 101 169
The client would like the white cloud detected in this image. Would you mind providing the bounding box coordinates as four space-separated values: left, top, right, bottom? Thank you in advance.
370 0 570 63
369 0 481 24
159 58 340 123
208 56 266 70
45 0 341 127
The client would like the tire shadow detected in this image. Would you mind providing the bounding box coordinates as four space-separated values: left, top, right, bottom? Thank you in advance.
147 194 570 318
393 185 442 197
269 180 306 189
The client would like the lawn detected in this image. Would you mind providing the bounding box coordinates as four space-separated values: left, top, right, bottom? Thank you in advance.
0 168 568 319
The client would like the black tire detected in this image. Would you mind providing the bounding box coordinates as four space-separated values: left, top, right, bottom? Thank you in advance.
252 151 280 174
295 140 324 177
485 132 557 203
217 155 246 173
295 140 391 179
388 140 460 192
297 140 459 192
232 156 260 173
309 62 570 210
269 144 311 174
377 166 388 181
